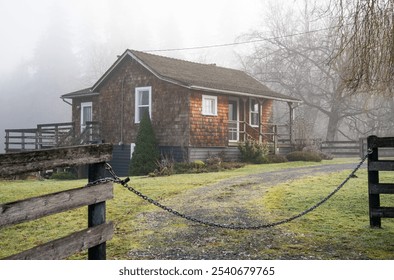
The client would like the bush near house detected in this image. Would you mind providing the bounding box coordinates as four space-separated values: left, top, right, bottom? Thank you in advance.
286 151 322 162
129 113 160 176
238 139 269 164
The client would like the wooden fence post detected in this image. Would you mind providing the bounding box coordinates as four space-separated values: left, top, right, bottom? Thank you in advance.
368 135 381 228
88 162 107 260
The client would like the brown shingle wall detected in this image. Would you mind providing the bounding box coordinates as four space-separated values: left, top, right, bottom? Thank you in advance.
96 56 190 147
261 99 273 124
189 91 228 147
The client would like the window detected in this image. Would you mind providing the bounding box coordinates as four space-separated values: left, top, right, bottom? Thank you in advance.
135 86 152 123
80 102 92 132
250 99 259 127
202 95 217 116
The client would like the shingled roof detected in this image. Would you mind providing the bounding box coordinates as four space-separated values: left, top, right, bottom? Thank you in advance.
63 49 300 102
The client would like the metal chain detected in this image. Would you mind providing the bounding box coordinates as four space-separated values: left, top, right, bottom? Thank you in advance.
95 152 370 230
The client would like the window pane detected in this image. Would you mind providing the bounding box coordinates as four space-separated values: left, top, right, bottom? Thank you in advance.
139 107 150 120
204 99 212 114
82 106 92 124
209 99 215 114
138 91 149 105
251 100 259 113
251 112 259 126
203 96 217 115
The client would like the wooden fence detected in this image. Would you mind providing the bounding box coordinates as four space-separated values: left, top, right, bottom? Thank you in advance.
4 121 100 153
0 144 114 260
367 136 394 228
321 140 362 158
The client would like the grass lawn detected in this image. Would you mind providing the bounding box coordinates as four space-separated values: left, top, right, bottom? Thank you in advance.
1 158 393 259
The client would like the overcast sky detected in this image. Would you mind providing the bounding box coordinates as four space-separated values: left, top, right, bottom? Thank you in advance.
0 0 299 153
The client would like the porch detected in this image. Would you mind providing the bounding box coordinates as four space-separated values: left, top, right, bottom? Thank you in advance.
226 96 296 154
228 121 290 153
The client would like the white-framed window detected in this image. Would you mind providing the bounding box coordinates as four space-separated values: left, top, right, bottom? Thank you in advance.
250 99 259 127
135 86 152 123
202 95 218 116
80 102 92 132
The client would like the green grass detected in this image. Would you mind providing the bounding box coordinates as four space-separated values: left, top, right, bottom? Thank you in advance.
1 158 393 259
258 169 394 259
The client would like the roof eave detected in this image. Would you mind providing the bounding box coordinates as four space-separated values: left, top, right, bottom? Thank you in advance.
60 92 99 99
189 85 302 103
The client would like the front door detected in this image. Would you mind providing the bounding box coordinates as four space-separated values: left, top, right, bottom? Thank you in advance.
228 99 239 142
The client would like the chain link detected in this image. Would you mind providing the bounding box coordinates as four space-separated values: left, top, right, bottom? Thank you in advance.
91 153 369 230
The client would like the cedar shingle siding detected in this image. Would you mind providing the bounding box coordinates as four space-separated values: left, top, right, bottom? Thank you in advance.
94 56 190 148
189 92 228 147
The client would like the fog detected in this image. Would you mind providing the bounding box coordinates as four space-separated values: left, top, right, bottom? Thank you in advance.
1 0 282 153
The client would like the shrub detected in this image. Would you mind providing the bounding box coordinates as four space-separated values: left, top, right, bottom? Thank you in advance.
153 154 175 176
129 113 160 176
267 154 288 163
192 160 205 168
238 139 269 163
302 146 333 160
286 151 322 162
173 160 245 174
50 171 77 180
205 155 222 166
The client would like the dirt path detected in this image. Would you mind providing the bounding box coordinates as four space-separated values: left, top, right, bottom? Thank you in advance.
127 162 367 260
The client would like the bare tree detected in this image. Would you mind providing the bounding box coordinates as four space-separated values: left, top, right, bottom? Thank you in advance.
332 0 394 94
240 1 384 141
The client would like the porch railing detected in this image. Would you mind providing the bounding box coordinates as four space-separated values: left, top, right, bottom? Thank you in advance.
4 122 101 153
235 121 282 153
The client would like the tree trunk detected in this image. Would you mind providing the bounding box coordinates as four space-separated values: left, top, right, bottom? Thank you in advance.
326 113 340 141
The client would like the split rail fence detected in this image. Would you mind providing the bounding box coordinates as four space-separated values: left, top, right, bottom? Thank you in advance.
367 136 394 228
0 144 114 260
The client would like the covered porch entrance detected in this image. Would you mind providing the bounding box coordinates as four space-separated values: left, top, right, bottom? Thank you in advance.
228 97 296 154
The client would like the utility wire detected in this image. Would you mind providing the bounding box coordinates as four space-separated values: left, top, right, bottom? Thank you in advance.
144 26 333 53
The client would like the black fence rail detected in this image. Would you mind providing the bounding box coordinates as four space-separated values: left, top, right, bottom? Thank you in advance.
0 144 114 260
367 136 394 228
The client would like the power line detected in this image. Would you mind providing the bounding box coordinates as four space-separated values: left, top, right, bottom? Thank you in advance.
144 26 333 53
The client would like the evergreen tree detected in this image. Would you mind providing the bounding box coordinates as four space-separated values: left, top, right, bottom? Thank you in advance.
129 112 160 176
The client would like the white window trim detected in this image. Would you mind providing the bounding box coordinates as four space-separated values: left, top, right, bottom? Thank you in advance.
202 95 218 116
135 86 152 123
80 102 92 132
250 99 260 127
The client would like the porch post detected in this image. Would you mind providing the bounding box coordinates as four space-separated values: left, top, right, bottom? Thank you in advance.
242 97 248 142
258 99 263 143
288 102 295 145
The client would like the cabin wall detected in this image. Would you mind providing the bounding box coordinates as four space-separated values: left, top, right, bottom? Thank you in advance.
189 91 228 147
95 56 190 148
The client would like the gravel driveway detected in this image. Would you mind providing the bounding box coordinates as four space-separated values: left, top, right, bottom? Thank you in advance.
127 161 367 260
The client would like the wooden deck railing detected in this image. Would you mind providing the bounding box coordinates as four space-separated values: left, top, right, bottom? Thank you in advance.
4 122 101 153
0 144 114 260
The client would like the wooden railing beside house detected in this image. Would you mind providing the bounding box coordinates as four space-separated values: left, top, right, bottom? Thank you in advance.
239 122 281 153
4 121 101 153
0 144 114 260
